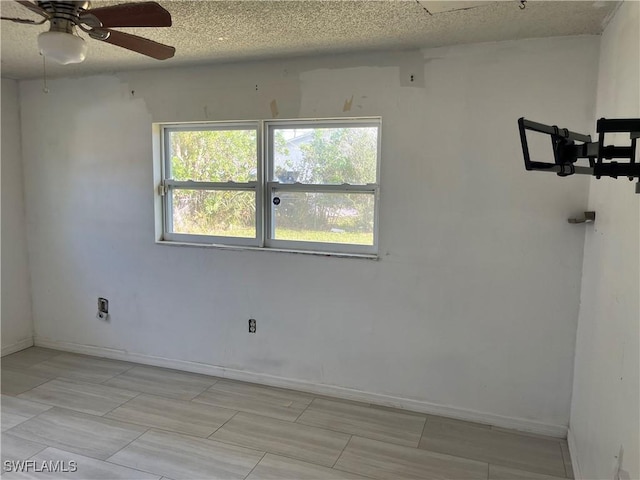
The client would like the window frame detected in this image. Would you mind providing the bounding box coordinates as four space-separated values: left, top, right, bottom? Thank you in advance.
264 118 381 255
157 117 381 256
161 121 262 247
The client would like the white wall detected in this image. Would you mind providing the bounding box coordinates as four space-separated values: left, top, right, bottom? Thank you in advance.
20 36 598 434
1 78 34 355
569 2 640 479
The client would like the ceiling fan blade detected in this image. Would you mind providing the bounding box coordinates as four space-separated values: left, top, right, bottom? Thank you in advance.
14 0 49 18
0 16 46 24
84 2 171 28
98 29 175 60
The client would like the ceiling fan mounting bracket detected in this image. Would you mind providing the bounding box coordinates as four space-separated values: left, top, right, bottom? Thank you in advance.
78 12 101 28
87 28 110 41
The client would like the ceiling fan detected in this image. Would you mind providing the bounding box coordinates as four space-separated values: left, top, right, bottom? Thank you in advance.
1 0 175 64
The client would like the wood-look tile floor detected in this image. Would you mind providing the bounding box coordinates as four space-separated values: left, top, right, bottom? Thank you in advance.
1 348 574 480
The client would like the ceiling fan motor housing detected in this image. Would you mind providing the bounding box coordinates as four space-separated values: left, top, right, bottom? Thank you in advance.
38 1 90 32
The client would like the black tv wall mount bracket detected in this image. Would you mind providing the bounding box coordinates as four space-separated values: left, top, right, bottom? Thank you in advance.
518 117 640 193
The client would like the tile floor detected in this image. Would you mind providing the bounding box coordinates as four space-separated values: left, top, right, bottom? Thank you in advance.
1 347 574 479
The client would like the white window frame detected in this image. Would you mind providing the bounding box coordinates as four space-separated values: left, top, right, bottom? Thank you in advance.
264 118 381 255
157 117 381 256
160 121 262 247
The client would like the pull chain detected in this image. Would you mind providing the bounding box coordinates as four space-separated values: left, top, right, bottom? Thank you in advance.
42 54 49 94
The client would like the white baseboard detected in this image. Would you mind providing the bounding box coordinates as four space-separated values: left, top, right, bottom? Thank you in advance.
567 428 583 479
34 337 568 438
1 337 34 357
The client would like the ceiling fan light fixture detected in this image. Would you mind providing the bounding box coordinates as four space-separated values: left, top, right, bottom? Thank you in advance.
38 31 87 64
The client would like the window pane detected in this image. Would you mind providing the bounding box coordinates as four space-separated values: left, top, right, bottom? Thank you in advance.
171 189 255 238
272 191 374 245
272 126 378 185
169 129 257 182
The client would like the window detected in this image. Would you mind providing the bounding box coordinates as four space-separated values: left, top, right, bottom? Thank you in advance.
158 118 381 256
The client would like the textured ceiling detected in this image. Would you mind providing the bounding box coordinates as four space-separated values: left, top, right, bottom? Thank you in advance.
0 0 617 79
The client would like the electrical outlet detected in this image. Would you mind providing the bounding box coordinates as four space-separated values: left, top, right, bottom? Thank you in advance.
98 298 109 314
248 318 256 333
97 298 109 321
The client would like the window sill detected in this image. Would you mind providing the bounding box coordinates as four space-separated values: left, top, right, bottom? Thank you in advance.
155 240 379 260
